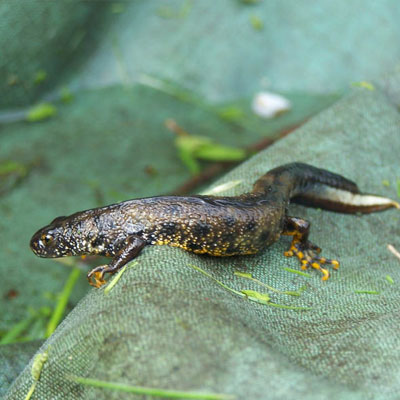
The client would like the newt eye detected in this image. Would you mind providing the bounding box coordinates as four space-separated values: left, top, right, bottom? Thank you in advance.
41 234 54 245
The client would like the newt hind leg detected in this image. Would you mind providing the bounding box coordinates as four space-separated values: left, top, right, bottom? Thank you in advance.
282 216 339 280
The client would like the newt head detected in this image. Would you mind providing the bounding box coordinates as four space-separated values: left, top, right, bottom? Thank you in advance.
30 216 71 258
30 214 97 258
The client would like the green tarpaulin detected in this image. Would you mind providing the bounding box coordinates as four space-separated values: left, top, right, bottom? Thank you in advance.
2 1 400 399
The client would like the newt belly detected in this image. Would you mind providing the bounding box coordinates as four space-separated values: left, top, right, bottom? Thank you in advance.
30 163 399 287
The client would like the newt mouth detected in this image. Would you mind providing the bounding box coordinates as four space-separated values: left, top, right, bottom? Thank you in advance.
30 232 46 257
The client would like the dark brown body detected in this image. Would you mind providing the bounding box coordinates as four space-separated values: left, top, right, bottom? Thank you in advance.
30 163 399 287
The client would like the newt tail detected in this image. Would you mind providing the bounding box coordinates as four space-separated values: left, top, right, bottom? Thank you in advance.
30 163 399 287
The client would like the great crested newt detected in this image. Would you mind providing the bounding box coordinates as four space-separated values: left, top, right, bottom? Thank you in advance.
30 163 399 288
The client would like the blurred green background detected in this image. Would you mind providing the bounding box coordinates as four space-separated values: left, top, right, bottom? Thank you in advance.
2 0 400 397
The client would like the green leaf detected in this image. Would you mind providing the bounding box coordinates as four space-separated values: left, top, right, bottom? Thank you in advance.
175 135 209 155
25 351 49 400
26 103 57 122
283 267 312 278
195 144 246 162
105 261 138 294
45 268 81 337
354 290 380 295
0 315 35 345
178 147 201 175
188 264 244 298
33 69 47 85
235 270 307 297
397 179 400 198
217 106 245 122
241 290 271 304
233 271 253 279
175 134 246 173
69 376 234 399
351 81 375 90
60 86 73 103
0 160 27 176
250 15 263 31
386 275 394 284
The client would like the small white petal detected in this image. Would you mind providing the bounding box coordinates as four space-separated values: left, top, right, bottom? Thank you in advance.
251 91 291 118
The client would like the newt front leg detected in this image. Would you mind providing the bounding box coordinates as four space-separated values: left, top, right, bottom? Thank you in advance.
282 216 339 280
87 236 146 288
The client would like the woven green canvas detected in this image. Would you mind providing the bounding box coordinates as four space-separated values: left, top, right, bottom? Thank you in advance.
5 81 400 399
2 0 400 398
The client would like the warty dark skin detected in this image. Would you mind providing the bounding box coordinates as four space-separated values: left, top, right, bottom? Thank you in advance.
30 163 400 287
